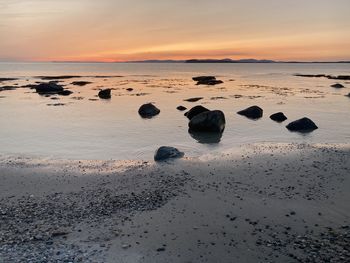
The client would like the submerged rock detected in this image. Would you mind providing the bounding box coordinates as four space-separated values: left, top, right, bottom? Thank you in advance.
35 82 64 94
184 97 203 102
98 89 111 99
138 103 160 118
270 112 287 122
237 106 263 119
331 83 345 88
286 117 318 132
177 105 187 111
185 105 210 120
189 110 225 133
126 88 134 92
154 146 184 161
71 81 92 86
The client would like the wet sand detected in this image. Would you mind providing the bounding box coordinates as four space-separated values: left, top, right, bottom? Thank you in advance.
0 143 349 263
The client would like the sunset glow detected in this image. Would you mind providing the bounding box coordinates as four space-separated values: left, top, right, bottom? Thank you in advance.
1 0 349 62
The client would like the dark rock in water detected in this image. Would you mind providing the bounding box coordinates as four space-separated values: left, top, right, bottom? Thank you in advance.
0 86 17 92
58 90 73 96
237 105 263 119
0 78 18 82
21 84 38 89
98 89 111 99
36 75 81 80
192 76 223 85
126 88 133 92
270 112 287 122
346 93 350 97
71 81 92 86
331 83 345 88
177 106 187 111
138 103 160 118
185 105 210 120
286 117 318 132
35 82 64 94
328 75 350 80
184 97 203 102
189 110 225 133
192 76 216 82
294 74 326 78
154 146 184 161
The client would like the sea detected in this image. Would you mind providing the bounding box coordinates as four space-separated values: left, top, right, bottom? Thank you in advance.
0 62 349 160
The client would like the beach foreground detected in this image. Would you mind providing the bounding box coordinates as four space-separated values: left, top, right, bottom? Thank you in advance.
0 143 349 263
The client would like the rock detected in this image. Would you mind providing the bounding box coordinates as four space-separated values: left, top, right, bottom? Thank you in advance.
184 97 203 102
189 110 225 133
189 131 223 144
331 83 345 88
126 88 133 91
192 76 223 85
177 106 187 111
192 76 216 82
185 105 209 120
154 146 184 161
35 82 64 94
58 90 73 96
138 103 160 118
237 106 263 119
0 78 18 82
0 86 17 92
71 81 92 86
98 89 111 99
286 117 318 132
270 112 287 122
346 93 350 97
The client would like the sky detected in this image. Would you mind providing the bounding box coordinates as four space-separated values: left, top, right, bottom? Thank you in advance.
0 0 349 62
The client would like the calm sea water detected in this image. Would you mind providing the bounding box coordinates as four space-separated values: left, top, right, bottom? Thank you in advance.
0 62 349 160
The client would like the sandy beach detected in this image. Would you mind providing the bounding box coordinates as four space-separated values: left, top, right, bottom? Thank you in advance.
1 143 349 263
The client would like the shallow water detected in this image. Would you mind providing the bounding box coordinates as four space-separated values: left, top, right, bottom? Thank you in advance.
0 62 349 160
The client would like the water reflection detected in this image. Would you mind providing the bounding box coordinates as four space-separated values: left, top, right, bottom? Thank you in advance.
189 130 223 144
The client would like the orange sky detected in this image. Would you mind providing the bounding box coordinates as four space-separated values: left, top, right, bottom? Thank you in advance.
0 0 349 62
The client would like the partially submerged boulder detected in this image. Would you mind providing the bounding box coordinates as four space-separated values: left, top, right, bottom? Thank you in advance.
35 82 64 94
138 103 160 118
189 110 225 133
184 97 203 102
185 105 209 120
98 89 111 99
237 106 263 119
154 146 184 161
177 105 187 111
331 83 345 88
286 117 318 132
192 76 223 85
270 112 287 122
58 90 73 96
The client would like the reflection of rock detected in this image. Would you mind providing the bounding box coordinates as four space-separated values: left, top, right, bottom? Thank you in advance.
184 97 203 102
35 82 64 94
237 105 263 119
177 106 187 111
154 146 184 161
189 110 225 133
270 112 287 122
286 117 318 132
98 89 111 99
189 131 223 144
185 105 209 120
192 76 223 85
138 103 160 118
331 83 345 88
